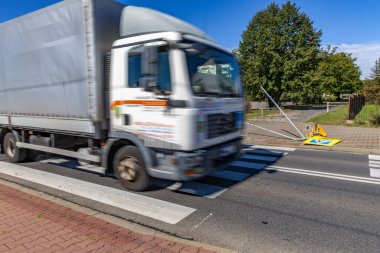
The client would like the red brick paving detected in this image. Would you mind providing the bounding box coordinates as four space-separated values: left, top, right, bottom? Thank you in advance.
0 183 217 253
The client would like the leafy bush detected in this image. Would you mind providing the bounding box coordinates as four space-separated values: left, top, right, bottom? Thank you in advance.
370 111 380 126
245 100 251 112
363 78 380 104
355 119 366 125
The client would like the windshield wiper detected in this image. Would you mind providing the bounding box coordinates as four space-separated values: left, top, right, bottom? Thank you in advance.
195 92 240 98
195 91 222 97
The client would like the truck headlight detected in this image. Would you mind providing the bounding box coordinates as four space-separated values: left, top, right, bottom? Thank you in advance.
183 156 201 167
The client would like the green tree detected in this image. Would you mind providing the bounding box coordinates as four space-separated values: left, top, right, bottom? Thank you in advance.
238 1 321 103
370 59 380 79
315 47 362 100
363 78 380 104
364 59 380 104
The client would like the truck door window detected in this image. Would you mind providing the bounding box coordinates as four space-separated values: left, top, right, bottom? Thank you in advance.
128 48 171 92
128 55 141 88
157 51 171 92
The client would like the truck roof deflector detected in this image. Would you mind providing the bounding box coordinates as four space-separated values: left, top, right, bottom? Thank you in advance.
120 6 211 40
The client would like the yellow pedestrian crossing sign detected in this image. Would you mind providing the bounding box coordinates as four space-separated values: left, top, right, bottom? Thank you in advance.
304 136 341 147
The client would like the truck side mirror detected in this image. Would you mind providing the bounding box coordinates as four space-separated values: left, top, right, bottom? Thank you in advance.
140 46 158 91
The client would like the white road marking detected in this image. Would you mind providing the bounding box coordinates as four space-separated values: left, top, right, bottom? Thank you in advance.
166 181 227 199
268 165 380 185
369 155 380 161
0 162 196 224
39 158 70 164
240 154 278 162
368 155 380 178
370 168 380 178
165 182 182 191
243 149 286 156
39 158 106 174
211 170 251 181
369 162 380 168
191 213 213 231
249 145 296 152
230 161 266 170
206 188 228 199
76 165 106 174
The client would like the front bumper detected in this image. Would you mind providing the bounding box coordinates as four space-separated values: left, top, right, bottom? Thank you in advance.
148 137 242 181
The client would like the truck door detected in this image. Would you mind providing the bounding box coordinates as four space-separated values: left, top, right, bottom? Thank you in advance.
110 44 180 150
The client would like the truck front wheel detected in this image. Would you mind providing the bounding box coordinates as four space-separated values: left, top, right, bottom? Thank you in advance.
3 132 27 163
113 146 151 191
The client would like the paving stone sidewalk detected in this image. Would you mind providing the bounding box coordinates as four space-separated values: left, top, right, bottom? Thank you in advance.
0 182 224 253
245 118 380 154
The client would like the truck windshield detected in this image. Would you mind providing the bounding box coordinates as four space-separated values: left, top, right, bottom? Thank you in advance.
185 45 242 98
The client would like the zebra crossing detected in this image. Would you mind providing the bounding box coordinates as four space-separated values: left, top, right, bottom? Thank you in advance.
155 145 295 198
368 155 380 178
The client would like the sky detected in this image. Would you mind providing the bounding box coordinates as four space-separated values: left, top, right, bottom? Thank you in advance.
1 0 379 79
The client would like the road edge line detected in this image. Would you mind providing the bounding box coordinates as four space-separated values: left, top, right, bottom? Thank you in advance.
249 144 296 152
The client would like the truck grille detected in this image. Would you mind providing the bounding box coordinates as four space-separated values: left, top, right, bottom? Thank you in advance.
207 113 237 139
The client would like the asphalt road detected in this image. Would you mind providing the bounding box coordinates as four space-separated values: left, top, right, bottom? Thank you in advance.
0 146 379 253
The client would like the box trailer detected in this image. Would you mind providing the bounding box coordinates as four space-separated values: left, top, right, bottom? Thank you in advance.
0 0 122 136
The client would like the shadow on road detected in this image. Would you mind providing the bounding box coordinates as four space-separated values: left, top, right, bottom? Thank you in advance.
151 147 284 197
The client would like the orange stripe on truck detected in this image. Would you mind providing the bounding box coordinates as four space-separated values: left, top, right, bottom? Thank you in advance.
111 100 169 109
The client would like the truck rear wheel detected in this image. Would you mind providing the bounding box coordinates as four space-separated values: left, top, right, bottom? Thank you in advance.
3 132 28 163
113 146 151 191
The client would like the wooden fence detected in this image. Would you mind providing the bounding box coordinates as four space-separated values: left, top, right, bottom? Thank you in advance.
348 94 365 120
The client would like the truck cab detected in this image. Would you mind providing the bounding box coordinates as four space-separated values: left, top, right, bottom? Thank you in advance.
108 7 244 190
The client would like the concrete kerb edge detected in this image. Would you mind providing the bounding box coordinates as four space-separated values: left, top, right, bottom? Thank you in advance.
0 178 237 253
244 133 380 155
244 140 380 155
299 144 380 155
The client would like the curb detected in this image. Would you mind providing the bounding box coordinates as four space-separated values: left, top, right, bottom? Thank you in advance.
244 136 380 155
0 178 237 253
297 144 380 155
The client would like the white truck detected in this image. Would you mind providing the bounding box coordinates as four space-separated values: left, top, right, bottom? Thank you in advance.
0 0 244 191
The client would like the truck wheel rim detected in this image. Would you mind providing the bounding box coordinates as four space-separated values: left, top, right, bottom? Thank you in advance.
118 157 138 182
7 139 16 157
